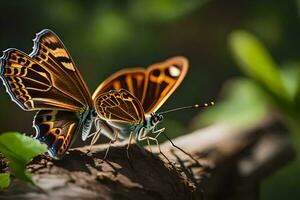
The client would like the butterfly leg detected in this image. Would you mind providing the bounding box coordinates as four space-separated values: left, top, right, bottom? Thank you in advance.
137 134 154 157
147 138 153 153
103 131 119 161
137 128 171 163
137 127 152 153
147 136 172 164
154 127 202 166
126 132 133 159
153 128 166 139
85 117 101 141
161 131 202 167
88 128 102 152
87 118 103 154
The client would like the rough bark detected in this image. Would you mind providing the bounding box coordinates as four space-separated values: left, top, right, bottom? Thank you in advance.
0 115 295 200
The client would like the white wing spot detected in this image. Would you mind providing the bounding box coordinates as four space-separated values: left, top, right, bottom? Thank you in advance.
169 66 181 77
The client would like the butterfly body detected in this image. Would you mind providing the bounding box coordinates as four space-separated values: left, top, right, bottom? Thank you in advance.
1 29 189 159
99 112 163 141
81 109 97 140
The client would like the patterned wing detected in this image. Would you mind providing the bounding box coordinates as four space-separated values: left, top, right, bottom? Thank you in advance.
0 29 93 159
94 89 145 125
141 56 188 113
92 69 146 102
33 110 84 159
0 29 92 111
92 57 188 113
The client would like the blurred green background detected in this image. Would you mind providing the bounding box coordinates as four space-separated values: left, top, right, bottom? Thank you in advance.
1 0 300 199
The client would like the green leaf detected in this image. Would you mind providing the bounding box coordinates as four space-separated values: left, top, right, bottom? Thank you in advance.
0 173 10 190
229 30 290 102
280 62 300 100
287 63 300 113
0 132 47 182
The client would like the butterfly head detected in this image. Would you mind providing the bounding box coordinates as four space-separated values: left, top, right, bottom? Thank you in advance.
150 113 164 126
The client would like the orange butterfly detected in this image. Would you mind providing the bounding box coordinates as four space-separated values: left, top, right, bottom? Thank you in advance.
0 29 188 159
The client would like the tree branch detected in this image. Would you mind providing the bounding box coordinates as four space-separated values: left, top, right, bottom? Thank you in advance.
0 115 295 200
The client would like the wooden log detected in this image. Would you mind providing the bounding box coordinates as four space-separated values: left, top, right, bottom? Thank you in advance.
0 116 295 200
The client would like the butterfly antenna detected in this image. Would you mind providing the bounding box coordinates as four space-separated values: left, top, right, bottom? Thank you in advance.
158 101 214 115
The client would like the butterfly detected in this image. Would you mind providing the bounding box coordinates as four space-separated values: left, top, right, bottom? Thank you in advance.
0 29 188 159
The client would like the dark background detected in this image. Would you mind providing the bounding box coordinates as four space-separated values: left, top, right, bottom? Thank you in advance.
0 1 300 199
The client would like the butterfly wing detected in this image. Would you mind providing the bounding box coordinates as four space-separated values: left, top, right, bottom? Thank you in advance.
94 89 145 126
0 29 93 158
92 69 146 102
92 57 188 113
0 29 92 111
141 56 188 113
33 110 85 159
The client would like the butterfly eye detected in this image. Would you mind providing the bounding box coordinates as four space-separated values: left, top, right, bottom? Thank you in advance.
150 114 157 124
151 114 163 123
